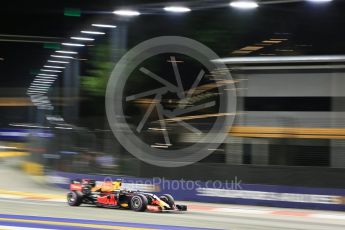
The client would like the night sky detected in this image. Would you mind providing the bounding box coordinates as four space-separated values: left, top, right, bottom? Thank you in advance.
1 0 345 90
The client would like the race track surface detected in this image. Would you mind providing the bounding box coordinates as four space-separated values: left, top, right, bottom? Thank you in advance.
1 198 345 230
1 162 345 230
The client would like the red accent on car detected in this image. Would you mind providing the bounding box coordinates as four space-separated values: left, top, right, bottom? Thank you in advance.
151 199 160 205
147 205 161 212
97 195 117 206
70 183 82 191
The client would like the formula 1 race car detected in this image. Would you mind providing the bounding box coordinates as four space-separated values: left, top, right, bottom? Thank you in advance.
67 178 187 212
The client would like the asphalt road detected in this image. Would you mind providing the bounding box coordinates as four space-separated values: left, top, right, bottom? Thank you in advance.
1 198 345 230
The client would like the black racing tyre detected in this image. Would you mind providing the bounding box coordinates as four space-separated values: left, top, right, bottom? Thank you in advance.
130 194 148 212
159 194 175 207
67 191 83 206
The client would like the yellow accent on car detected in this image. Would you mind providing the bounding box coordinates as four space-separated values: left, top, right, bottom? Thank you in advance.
120 203 129 207
158 199 170 209
112 181 122 190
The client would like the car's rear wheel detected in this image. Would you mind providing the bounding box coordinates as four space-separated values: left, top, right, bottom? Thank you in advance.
67 191 83 206
160 194 175 207
130 194 148 212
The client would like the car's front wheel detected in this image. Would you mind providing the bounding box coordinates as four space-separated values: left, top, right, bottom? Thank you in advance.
130 194 148 212
160 194 175 207
67 191 82 206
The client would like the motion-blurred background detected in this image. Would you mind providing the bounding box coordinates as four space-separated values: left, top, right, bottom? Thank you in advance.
1 0 345 217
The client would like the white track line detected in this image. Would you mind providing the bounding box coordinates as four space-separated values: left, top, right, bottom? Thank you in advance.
0 226 54 230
